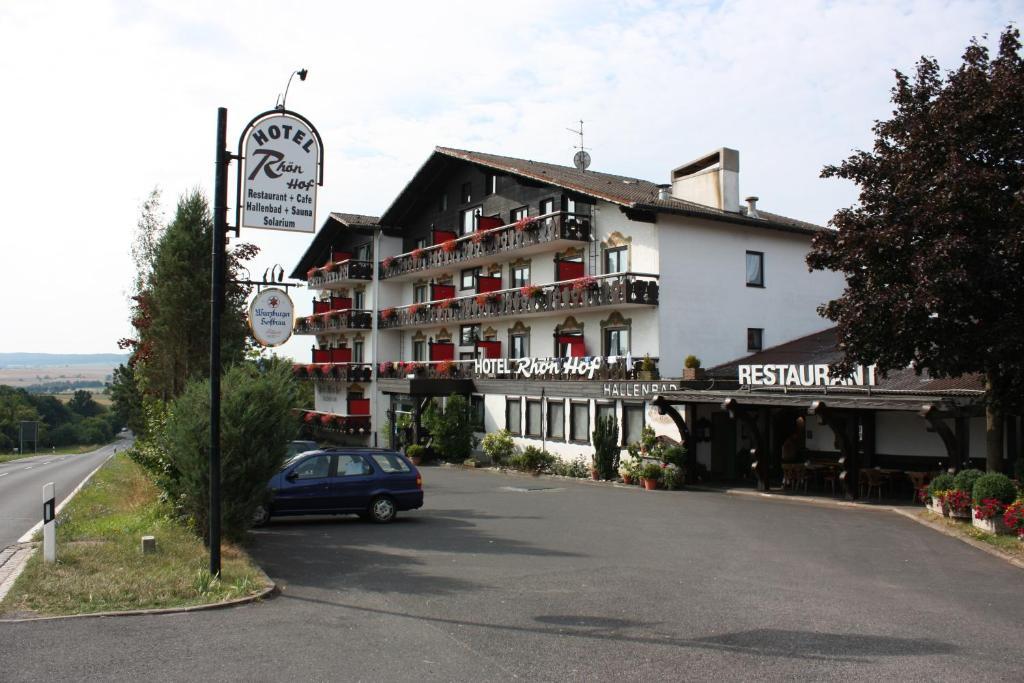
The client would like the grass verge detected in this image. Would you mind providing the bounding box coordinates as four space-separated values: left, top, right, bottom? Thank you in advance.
0 453 267 617
917 510 1024 561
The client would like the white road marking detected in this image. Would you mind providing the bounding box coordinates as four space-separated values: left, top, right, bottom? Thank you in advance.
23 466 32 470
0 472 7 477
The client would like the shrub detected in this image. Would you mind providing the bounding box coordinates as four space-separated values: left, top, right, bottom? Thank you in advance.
513 446 555 473
640 462 663 481
161 361 299 541
422 394 477 463
661 464 683 490
928 473 955 497
591 415 619 479
953 468 984 494
405 444 425 461
660 444 686 469
550 456 589 478
481 429 517 466
684 355 701 369
972 472 1017 505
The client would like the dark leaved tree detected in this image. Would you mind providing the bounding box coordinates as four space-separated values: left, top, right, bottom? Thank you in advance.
808 27 1024 472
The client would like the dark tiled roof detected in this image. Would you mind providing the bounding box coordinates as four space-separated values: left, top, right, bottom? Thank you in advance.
328 212 380 227
711 327 984 395
433 147 823 235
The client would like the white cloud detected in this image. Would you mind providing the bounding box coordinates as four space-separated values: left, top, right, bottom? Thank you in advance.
0 0 1017 356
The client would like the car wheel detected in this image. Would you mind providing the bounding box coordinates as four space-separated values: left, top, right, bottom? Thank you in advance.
252 504 271 527
369 496 397 523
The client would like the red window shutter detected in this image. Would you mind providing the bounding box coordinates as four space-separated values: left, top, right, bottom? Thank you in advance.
570 339 586 357
477 275 501 293
429 343 455 362
432 230 457 246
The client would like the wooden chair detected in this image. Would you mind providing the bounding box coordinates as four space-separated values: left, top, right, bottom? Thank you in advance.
820 465 839 496
864 469 888 501
906 471 929 503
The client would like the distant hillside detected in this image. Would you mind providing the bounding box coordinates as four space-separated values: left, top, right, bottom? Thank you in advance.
0 353 129 368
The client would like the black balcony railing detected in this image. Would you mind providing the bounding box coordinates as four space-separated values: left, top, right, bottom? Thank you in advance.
378 273 658 330
298 410 372 435
377 356 661 381
379 212 591 280
292 363 374 382
307 259 374 287
295 310 373 335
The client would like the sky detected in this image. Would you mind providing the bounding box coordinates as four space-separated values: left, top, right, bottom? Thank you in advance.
0 0 1019 359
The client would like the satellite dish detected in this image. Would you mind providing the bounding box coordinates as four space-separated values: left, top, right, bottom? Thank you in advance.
573 150 591 171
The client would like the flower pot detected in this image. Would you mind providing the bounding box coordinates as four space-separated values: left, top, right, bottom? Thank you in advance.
640 477 659 491
949 507 971 521
972 516 1009 534
929 499 948 517
621 474 633 485
591 468 600 481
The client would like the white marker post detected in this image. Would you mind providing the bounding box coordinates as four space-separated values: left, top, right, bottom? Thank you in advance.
42 482 56 564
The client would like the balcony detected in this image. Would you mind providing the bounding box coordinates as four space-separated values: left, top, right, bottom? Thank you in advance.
377 357 660 382
379 212 591 282
298 410 372 435
307 259 374 289
293 363 374 383
378 272 659 330
294 310 373 335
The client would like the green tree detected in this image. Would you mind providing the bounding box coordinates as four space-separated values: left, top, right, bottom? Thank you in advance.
121 189 258 400
807 27 1024 472
109 364 146 435
67 390 102 418
161 361 300 541
422 394 477 463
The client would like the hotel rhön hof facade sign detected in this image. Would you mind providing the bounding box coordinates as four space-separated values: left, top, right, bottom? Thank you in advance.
240 111 323 233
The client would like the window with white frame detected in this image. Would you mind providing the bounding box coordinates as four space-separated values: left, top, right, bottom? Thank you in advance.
605 246 627 274
511 206 529 222
461 206 482 235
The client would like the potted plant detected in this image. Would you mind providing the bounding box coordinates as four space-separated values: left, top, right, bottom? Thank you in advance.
927 473 954 516
513 216 536 233
972 473 1017 534
682 355 705 381
661 463 683 490
638 354 657 380
944 489 972 520
441 239 459 254
405 444 425 466
639 462 662 491
1002 501 1024 541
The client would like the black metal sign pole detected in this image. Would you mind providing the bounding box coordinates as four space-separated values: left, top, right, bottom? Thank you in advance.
209 106 229 576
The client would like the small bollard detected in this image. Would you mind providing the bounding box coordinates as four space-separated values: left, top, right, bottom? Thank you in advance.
42 482 56 564
141 535 157 554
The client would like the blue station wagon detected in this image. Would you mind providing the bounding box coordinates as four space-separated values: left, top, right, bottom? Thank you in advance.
254 448 423 525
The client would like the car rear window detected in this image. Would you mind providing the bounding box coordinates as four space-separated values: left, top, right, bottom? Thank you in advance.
372 453 411 473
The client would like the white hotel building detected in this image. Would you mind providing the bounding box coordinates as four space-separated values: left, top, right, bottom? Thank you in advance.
290 146 1017 495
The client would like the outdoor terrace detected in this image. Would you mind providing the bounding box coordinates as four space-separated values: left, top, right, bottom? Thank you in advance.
307 258 374 289
378 211 591 282
378 272 659 330
293 362 375 383
294 310 373 335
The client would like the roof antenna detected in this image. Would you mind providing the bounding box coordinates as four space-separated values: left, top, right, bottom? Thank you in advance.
567 119 591 172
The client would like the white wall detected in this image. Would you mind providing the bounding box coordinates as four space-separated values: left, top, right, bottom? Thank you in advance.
656 214 845 374
874 412 944 457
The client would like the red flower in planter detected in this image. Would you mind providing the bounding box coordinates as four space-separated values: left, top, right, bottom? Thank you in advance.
571 275 597 292
409 304 421 316
436 298 456 310
411 247 424 261
1003 501 1024 534
520 284 541 298
303 411 315 423
974 498 1005 521
320 413 333 426
381 307 396 320
436 359 455 375
513 217 536 232
474 293 491 306
441 239 459 254
378 361 392 374
382 256 395 269
322 261 338 273
305 364 317 376
403 361 419 375
942 489 972 515
470 231 492 245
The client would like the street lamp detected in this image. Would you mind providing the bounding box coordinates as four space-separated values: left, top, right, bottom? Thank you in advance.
276 68 308 110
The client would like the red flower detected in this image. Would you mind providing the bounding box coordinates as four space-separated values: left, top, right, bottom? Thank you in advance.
303 412 315 423
411 247 424 261
941 489 972 514
436 359 455 375
403 361 419 374
1003 501 1024 532
441 240 459 254
571 275 597 291
974 498 1005 521
409 304 421 315
436 298 455 309
378 362 392 374
322 261 337 273
381 307 396 320
474 293 492 306
320 414 333 426
520 284 541 298
382 256 395 269
514 217 536 232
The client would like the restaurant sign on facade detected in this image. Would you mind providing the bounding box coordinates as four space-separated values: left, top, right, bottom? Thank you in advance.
738 363 877 387
239 110 323 233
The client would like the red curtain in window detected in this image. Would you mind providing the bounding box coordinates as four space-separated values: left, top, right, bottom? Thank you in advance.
556 260 584 282
556 335 586 357
432 230 457 246
330 296 352 311
312 300 330 314
347 398 370 416
431 284 456 300
330 250 351 263
476 215 503 232
476 340 501 359
429 342 455 361
330 347 352 363
312 348 331 364
477 275 501 293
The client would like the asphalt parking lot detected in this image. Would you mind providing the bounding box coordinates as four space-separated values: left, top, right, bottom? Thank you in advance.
2 466 1022 681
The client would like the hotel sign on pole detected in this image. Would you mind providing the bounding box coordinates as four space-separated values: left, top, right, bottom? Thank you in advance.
239 110 323 233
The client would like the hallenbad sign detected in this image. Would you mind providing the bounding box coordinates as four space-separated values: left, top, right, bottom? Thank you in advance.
239 110 323 233
249 288 294 347
738 364 877 387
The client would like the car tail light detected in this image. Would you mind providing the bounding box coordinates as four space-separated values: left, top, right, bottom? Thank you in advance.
416 474 422 488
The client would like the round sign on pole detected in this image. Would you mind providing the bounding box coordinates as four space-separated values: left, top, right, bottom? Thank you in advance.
249 288 294 347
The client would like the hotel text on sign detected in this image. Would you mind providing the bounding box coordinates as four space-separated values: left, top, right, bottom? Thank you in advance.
241 113 320 233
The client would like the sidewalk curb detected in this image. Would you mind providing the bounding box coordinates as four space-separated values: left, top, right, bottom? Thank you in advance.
890 507 1024 571
0 568 278 623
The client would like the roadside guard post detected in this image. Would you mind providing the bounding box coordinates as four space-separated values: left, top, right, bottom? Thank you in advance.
43 482 56 563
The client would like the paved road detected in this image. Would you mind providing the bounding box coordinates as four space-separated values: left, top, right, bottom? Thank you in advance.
0 438 126 548
1 466 1022 681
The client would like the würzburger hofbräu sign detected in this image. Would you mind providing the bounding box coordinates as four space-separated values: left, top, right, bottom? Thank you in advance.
240 112 321 233
248 288 294 347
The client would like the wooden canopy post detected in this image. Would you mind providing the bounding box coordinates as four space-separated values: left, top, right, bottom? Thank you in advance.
722 398 768 491
919 404 961 472
809 401 857 500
